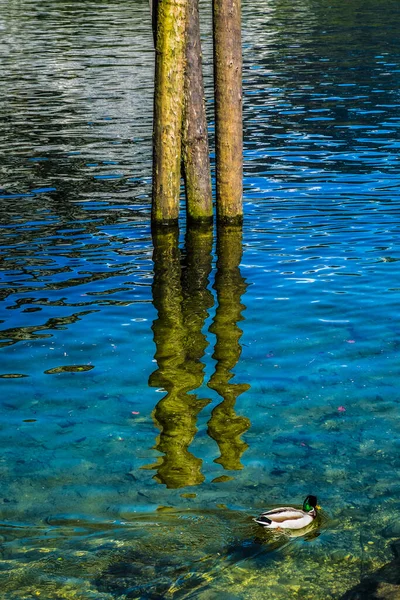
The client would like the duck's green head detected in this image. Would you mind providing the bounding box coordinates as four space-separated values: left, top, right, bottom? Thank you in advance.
303 495 318 512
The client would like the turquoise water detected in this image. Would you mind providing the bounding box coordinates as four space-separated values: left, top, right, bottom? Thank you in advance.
2 0 400 597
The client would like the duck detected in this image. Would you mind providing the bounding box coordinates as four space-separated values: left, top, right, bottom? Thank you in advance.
254 495 319 530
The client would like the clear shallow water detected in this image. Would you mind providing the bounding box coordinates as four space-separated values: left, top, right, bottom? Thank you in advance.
1 0 400 597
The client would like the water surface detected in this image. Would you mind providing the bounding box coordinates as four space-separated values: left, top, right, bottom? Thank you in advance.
1 0 400 597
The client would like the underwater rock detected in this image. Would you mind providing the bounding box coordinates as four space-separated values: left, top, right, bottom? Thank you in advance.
382 522 400 538
340 545 400 599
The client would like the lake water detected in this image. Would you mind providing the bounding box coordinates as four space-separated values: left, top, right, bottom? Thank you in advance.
1 0 400 597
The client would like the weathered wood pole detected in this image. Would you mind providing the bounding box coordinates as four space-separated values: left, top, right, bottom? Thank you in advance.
152 0 188 225
182 0 213 225
213 0 243 223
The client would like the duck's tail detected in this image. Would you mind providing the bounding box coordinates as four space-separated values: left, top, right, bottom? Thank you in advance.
253 515 272 526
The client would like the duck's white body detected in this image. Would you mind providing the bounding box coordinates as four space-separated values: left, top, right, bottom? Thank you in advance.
254 506 316 530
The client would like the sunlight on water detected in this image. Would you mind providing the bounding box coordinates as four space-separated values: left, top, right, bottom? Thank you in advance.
1 0 400 597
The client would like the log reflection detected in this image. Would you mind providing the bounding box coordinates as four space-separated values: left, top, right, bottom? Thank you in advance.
148 227 213 488
207 225 250 472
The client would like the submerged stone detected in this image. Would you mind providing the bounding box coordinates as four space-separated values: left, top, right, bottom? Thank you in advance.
340 552 400 599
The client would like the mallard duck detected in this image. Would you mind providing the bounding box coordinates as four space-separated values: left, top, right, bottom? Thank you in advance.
254 495 319 530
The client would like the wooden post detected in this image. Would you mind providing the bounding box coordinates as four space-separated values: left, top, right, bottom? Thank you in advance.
182 0 213 225
152 0 187 226
213 0 243 224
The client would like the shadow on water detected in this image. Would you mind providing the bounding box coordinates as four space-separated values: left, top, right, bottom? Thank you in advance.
147 225 251 488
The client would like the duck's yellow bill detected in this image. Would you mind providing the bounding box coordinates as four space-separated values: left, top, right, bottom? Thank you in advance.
316 505 321 509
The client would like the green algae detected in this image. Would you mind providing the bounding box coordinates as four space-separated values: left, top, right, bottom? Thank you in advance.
0 373 28 378
44 365 94 374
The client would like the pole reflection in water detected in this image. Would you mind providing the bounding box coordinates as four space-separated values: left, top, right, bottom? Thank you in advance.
207 225 251 473
147 226 213 488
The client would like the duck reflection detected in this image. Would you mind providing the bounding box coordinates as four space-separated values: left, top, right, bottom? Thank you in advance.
148 226 213 488
207 225 251 472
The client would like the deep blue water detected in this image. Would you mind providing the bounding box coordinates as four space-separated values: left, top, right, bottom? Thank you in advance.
1 0 400 597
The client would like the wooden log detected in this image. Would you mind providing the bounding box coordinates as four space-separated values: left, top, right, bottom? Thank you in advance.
213 0 243 224
182 0 213 225
152 0 187 226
